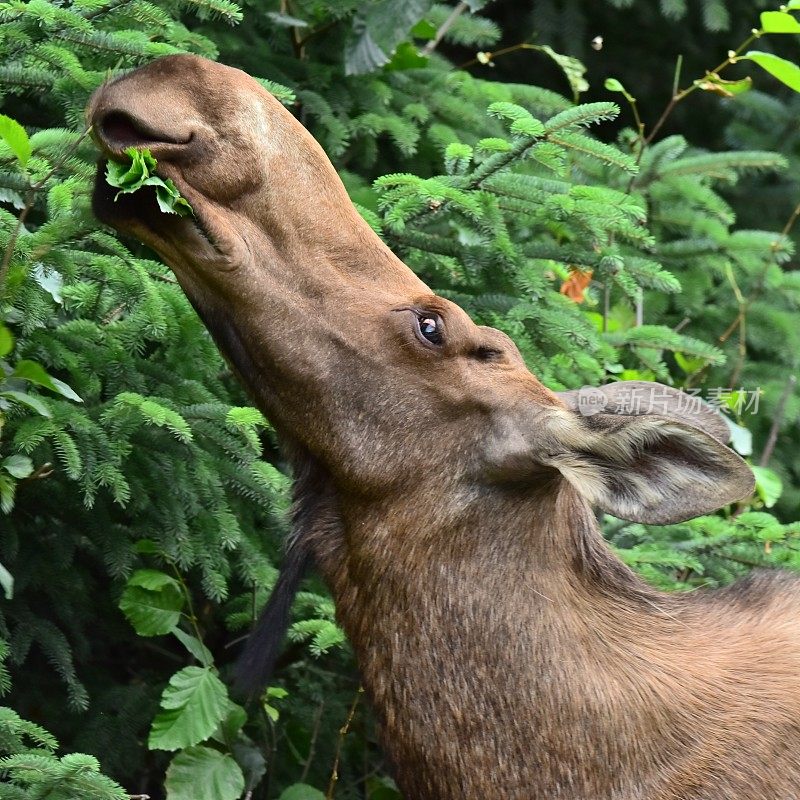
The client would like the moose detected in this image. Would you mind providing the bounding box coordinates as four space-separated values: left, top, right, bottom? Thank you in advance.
88 55 800 799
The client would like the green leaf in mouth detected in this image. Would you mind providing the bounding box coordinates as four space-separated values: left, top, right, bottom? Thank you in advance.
105 146 194 217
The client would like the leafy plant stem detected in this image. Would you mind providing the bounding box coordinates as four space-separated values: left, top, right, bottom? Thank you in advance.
168 561 207 663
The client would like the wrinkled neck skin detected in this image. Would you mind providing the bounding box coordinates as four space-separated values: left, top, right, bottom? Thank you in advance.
294 465 800 800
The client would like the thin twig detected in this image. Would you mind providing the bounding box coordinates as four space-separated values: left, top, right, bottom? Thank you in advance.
458 41 537 69
422 2 468 55
759 374 796 467
326 686 363 799
645 33 758 149
723 263 747 387
300 699 325 783
772 199 800 252
628 31 760 193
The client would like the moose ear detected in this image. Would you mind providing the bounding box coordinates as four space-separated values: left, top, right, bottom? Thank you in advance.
537 382 754 524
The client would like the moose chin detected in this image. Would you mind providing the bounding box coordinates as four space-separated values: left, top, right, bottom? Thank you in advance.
88 54 800 800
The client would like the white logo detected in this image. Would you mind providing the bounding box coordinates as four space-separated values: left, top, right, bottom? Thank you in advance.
575 387 608 416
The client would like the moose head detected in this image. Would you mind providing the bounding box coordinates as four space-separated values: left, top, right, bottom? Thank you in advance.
88 56 778 800
88 54 751 521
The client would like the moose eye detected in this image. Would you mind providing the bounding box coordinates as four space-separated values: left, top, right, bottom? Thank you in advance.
415 312 444 346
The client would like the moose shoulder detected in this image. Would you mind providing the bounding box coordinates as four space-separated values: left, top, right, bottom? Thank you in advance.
88 55 800 800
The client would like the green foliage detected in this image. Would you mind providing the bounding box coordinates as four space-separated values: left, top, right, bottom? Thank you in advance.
2 0 800 798
105 147 194 216
149 666 229 751
0 708 126 800
165 746 245 800
119 569 185 636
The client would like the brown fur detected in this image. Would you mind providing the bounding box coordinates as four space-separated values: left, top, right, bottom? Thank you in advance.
87 55 800 799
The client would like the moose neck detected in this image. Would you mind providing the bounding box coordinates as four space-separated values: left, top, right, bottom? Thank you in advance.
310 476 702 800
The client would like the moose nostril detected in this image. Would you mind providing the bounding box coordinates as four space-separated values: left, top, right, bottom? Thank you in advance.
97 110 190 150
100 111 160 147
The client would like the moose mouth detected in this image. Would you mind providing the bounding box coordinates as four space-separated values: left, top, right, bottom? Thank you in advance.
91 160 219 252
90 109 230 265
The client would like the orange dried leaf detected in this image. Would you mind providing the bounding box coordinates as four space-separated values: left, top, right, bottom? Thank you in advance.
560 269 593 303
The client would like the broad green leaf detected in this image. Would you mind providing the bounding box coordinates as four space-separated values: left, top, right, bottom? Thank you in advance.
741 50 800 93
11 360 82 401
2 454 33 479
385 41 429 71
155 178 194 216
366 776 402 800
278 784 326 800
172 628 213 666
133 539 161 555
212 700 247 744
752 465 783 508
106 148 193 217
11 360 56 388
263 685 289 723
0 560 14 599
0 114 31 169
49 377 82 403
0 391 51 418
674 352 706 374
119 570 184 636
105 148 158 191
32 264 64 304
0 324 13 358
232 739 267 792
149 666 228 750
165 746 244 800
410 18 436 39
760 10 800 33
725 417 753 457
126 568 181 592
347 0 432 75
